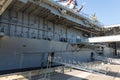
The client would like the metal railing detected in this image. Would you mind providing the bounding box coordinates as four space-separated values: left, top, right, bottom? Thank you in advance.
93 55 120 65
31 0 104 28
53 53 110 74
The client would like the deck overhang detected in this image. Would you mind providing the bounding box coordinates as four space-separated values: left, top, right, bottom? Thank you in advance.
0 0 103 35
0 0 13 15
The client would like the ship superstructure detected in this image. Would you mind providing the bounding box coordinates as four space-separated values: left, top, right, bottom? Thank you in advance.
0 0 120 80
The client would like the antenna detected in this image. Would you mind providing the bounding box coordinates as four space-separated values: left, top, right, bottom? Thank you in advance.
77 0 86 12
91 13 98 22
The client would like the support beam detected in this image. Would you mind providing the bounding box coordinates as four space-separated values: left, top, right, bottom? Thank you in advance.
114 42 117 56
0 0 13 15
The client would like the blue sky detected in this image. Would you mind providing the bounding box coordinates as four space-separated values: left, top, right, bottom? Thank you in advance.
77 0 120 26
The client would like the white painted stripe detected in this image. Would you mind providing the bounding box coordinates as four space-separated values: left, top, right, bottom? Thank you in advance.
67 72 91 80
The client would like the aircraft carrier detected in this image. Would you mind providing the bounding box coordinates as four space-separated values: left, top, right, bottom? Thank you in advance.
0 0 120 80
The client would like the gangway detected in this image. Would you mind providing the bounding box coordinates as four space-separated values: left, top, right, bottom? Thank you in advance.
87 34 120 43
53 52 110 74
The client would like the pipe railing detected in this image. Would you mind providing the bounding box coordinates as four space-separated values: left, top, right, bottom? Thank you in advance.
53 53 110 74
93 55 120 65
